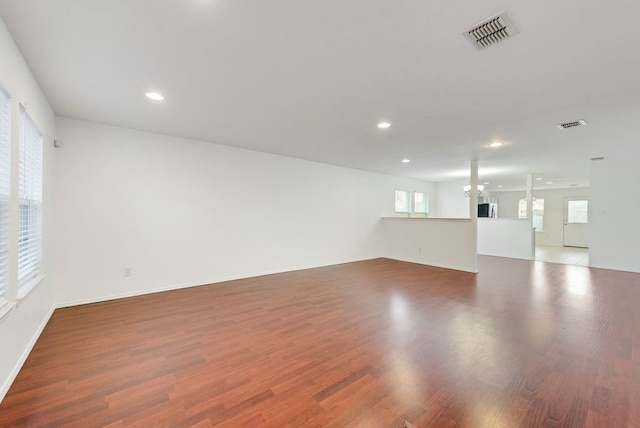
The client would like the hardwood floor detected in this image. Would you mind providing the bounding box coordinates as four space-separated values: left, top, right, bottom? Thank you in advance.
1 257 639 427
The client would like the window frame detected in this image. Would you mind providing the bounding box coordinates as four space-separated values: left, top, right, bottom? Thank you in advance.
413 191 428 217
566 199 588 224
518 198 545 232
395 189 411 215
17 105 43 291
395 190 429 217
0 86 11 312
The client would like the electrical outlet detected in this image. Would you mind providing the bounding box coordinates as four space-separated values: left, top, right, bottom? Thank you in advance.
124 268 132 277
418 247 422 253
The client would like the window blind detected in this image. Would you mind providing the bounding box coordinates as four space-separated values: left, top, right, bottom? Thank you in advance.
18 105 42 284
0 88 10 301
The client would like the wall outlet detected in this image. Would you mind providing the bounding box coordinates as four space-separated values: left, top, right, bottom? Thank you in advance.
418 247 422 253
124 268 132 277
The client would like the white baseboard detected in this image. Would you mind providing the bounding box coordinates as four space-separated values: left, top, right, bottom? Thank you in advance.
384 256 478 273
0 305 55 403
56 257 377 309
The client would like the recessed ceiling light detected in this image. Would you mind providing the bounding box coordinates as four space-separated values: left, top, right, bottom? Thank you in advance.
401 158 410 163
497 185 503 188
535 177 543 181
489 141 504 148
145 92 164 101
546 181 553 185
570 184 578 187
377 122 391 129
483 182 490 185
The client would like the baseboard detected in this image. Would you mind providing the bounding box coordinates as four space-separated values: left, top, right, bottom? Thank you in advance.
478 252 534 261
0 305 55 403
56 257 378 308
384 256 478 273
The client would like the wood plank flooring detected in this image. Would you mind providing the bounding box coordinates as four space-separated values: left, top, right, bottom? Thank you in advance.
1 256 639 427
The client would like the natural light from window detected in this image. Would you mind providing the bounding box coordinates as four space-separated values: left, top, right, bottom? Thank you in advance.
518 198 544 232
395 190 410 215
567 200 588 223
413 192 428 216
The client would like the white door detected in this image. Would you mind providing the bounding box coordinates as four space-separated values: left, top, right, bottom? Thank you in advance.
563 198 588 248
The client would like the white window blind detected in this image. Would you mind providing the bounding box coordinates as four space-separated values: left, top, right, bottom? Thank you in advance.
18 105 42 284
0 87 10 302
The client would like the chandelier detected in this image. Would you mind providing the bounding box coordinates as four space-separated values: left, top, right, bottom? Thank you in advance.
463 184 484 197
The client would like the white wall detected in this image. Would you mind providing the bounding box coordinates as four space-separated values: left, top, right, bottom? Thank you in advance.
382 218 477 272
0 18 55 400
493 187 589 247
477 218 534 260
493 190 525 219
434 179 471 218
53 118 436 306
590 165 640 273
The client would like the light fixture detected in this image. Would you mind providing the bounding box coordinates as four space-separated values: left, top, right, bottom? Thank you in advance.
463 184 485 197
489 141 504 148
483 182 490 185
377 122 391 129
546 181 553 185
535 177 543 181
497 185 504 188
401 158 410 163
145 92 164 101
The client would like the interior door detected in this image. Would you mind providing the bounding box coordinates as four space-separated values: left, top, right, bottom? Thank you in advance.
563 198 588 248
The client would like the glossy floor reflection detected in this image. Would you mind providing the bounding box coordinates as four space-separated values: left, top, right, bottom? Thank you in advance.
1 257 638 427
536 245 589 266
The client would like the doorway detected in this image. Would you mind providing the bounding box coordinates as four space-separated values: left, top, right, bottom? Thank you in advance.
563 198 588 248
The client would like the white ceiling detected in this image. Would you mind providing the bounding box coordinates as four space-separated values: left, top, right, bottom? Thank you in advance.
1 0 640 190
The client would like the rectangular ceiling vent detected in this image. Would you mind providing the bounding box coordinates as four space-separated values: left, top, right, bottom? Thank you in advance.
464 11 519 50
557 120 587 129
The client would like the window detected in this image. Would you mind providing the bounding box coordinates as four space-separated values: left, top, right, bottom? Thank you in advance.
567 200 588 223
18 106 43 287
413 191 428 216
395 190 429 216
395 190 410 215
519 198 544 232
0 88 10 305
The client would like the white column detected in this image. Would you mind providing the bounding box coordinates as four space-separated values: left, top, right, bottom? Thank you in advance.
470 160 478 219
526 173 533 227
470 160 478 272
526 173 535 259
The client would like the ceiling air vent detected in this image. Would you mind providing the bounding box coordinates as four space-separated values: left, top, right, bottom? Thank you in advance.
557 120 587 129
464 11 519 50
